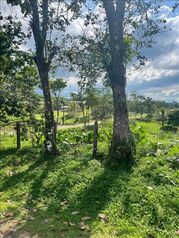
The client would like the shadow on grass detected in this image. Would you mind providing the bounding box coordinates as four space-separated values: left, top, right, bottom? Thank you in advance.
0 157 48 193
0 147 41 170
20 169 131 237
1 146 133 238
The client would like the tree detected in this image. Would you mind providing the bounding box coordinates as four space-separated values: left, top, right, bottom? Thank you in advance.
128 92 147 118
167 110 179 130
50 78 67 127
101 0 132 165
65 0 169 166
0 14 40 125
144 97 155 120
101 0 163 164
7 0 83 155
85 88 113 121
68 101 81 121
0 62 40 124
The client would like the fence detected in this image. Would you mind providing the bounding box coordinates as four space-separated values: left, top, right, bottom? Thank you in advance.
0 121 28 150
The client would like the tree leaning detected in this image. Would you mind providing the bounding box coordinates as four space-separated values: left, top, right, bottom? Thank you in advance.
29 0 57 155
7 0 83 155
7 0 57 155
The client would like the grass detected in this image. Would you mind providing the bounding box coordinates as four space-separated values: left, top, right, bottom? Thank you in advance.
0 121 179 238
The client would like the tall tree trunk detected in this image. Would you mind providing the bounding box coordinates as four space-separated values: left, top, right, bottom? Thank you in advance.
29 0 57 156
110 84 135 166
39 67 57 155
103 0 135 166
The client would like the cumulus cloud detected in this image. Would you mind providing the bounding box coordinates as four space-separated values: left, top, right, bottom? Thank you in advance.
127 11 179 101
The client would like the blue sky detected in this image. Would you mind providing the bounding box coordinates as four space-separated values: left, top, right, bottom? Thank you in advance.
1 1 179 102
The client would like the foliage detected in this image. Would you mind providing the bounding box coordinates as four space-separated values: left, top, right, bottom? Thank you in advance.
128 92 155 119
28 118 45 147
161 110 179 133
56 127 94 151
50 78 67 110
0 12 40 124
167 110 179 128
86 87 113 121
0 61 40 124
67 102 81 119
0 14 26 74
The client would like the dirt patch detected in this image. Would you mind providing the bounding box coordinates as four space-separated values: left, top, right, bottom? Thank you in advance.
0 219 39 238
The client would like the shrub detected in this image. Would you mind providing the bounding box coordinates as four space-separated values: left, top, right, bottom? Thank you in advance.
167 110 179 127
161 110 179 132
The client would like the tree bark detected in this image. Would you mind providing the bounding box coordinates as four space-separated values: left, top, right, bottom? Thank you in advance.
29 0 57 156
110 85 135 166
39 65 57 155
103 0 135 166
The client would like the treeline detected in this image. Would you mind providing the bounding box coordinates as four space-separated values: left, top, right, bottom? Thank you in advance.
127 91 179 119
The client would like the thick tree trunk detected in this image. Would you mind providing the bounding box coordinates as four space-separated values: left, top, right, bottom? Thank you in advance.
110 84 135 166
39 67 57 155
103 0 135 167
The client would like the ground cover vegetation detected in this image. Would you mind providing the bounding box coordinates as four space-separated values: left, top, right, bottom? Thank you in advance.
0 120 179 238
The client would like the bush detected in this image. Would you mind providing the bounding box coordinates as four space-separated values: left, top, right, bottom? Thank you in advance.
56 128 94 150
161 110 179 132
160 125 177 133
167 110 179 127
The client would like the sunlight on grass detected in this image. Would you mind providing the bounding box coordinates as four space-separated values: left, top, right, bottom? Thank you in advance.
0 121 178 238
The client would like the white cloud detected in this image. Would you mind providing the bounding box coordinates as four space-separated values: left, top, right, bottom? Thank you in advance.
127 9 179 101
142 85 179 102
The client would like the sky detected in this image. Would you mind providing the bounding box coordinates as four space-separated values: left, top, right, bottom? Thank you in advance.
0 1 179 102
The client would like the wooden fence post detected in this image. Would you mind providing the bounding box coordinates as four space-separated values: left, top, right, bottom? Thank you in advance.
92 120 98 159
16 122 21 150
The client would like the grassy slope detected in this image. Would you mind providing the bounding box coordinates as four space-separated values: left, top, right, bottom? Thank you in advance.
0 121 178 238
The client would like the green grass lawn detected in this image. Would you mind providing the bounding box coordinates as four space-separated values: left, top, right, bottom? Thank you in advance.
0 121 178 238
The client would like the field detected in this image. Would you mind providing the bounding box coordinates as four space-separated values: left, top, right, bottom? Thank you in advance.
0 120 178 238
